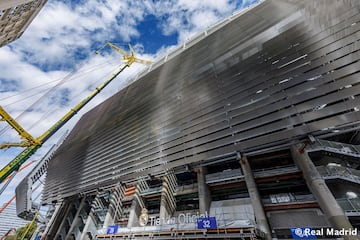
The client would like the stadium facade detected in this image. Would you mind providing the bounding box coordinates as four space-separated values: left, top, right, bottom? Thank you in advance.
16 0 360 239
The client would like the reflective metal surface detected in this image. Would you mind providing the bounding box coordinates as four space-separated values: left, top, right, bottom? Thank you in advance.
43 0 360 203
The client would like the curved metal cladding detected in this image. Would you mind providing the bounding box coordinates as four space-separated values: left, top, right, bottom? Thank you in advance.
43 0 360 203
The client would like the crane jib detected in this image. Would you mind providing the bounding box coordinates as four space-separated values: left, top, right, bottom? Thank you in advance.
39 64 128 144
0 64 129 183
0 42 151 184
0 145 40 182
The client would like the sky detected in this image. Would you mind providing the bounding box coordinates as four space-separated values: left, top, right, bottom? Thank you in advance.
0 0 259 211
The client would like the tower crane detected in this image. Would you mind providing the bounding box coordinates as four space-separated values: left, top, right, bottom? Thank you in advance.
0 42 151 184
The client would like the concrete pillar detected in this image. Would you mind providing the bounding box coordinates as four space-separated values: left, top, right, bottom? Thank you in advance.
53 203 73 240
127 190 142 228
79 194 102 240
197 166 211 214
42 202 63 239
65 197 86 239
103 206 114 230
159 179 170 220
239 155 272 240
80 212 97 240
103 190 117 230
104 184 125 230
290 144 356 240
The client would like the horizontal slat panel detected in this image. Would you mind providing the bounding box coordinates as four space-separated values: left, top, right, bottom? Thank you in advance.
43 0 360 203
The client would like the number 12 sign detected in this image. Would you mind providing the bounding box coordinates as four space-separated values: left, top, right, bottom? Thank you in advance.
197 217 217 229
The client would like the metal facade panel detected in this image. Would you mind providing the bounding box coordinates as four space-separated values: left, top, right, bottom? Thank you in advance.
43 0 360 203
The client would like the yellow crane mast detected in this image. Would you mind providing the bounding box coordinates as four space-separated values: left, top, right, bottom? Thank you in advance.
0 43 151 184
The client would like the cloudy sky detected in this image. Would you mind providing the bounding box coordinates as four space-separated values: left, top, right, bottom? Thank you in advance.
0 0 259 208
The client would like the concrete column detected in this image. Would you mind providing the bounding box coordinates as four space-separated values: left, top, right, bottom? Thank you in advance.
80 195 101 240
53 203 73 240
159 179 170 220
80 214 95 240
239 155 272 240
103 206 114 230
65 197 86 239
42 202 63 239
103 190 118 230
104 184 125 229
197 166 211 214
290 144 356 240
127 191 142 228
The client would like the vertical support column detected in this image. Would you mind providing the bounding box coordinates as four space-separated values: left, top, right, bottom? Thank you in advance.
80 212 97 240
239 155 271 240
42 201 63 239
159 174 177 220
197 166 211 214
160 178 170 220
80 194 101 240
103 207 114 231
53 202 73 240
127 198 141 228
65 196 86 239
290 144 356 240
127 184 143 228
103 184 125 230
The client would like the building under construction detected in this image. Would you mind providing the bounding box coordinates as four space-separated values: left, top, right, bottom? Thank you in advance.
15 0 360 239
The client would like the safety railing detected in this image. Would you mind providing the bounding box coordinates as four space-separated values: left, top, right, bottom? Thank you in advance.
253 165 300 178
307 138 360 158
262 194 315 205
205 169 243 184
336 198 360 216
317 165 360 184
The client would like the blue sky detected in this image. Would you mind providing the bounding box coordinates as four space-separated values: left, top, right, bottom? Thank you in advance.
0 0 259 208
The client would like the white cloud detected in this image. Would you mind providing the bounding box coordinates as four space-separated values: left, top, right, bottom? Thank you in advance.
151 0 239 42
190 10 219 30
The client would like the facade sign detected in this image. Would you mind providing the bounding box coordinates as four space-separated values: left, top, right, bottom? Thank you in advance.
106 225 118 234
197 217 217 229
138 211 211 226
